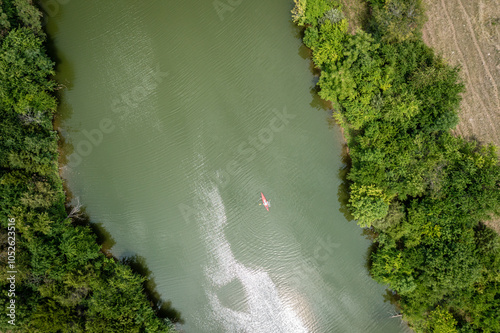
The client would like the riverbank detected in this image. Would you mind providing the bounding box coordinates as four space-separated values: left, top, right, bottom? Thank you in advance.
293 0 500 332
0 2 176 331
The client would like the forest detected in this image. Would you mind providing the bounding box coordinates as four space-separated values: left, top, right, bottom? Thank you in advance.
293 0 500 332
0 0 176 331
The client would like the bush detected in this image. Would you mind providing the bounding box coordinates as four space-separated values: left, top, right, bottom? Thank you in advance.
371 0 426 43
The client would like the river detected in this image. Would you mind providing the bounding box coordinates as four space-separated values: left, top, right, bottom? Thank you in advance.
46 0 408 332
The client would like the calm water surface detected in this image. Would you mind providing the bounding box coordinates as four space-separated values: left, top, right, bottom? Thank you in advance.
47 1 409 332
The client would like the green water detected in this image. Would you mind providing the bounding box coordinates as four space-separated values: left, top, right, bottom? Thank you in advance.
47 0 409 332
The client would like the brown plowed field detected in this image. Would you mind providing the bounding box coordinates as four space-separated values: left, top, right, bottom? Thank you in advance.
422 0 500 232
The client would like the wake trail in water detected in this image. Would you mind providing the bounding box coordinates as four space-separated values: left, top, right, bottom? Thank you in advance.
193 167 307 333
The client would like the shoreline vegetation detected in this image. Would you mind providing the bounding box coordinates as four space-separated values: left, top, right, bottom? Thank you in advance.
0 1 176 331
293 0 500 332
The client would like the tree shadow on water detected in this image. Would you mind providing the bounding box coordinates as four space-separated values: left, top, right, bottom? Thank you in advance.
382 288 401 307
337 145 354 222
41 7 76 122
122 254 184 325
362 228 380 272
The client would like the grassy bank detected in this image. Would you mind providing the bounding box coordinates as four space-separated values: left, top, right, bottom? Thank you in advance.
0 1 176 331
292 0 500 331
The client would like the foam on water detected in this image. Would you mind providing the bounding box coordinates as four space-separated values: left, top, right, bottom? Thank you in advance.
194 181 308 332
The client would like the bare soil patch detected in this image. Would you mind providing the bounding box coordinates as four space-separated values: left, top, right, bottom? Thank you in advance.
340 0 369 33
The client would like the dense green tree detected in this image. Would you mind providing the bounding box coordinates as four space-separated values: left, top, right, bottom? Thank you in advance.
348 184 391 227
369 0 426 43
426 306 458 333
12 0 41 34
0 1 10 35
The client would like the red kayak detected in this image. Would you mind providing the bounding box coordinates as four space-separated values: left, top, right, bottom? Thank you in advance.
261 192 270 211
